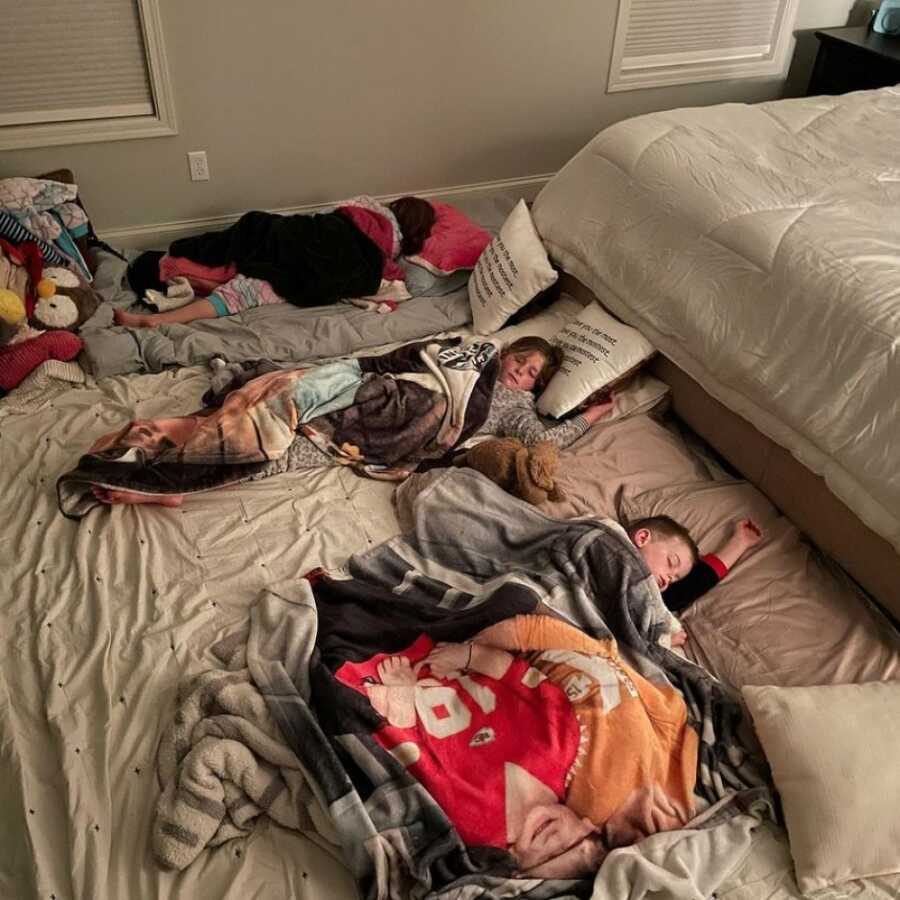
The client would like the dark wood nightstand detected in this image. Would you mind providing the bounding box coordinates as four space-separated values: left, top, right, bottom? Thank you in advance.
808 26 900 96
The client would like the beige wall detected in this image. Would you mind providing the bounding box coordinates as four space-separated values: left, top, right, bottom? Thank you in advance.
0 0 872 241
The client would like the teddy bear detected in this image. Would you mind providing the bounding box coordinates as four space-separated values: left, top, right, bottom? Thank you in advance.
456 437 565 506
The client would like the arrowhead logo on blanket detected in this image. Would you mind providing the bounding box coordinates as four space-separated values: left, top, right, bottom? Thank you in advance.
437 341 498 371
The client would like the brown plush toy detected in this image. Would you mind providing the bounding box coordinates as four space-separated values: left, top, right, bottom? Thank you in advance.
30 269 100 332
457 437 565 505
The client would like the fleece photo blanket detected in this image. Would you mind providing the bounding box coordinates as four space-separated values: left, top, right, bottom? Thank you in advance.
155 470 771 899
57 339 499 518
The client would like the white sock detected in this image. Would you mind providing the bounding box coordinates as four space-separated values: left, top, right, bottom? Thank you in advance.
145 277 195 311
167 277 195 301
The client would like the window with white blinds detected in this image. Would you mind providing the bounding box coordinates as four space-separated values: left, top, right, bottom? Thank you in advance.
608 0 801 92
0 0 176 149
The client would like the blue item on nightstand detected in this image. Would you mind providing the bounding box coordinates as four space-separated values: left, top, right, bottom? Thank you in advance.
873 0 900 35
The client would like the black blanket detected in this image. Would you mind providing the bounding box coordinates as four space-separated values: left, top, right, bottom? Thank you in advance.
167 209 384 306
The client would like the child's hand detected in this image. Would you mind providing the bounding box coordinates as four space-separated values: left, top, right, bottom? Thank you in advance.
733 518 763 550
713 518 764 570
422 642 471 678
581 391 616 424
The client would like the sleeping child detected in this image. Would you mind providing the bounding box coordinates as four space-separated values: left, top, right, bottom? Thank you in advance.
331 515 761 879
115 195 437 327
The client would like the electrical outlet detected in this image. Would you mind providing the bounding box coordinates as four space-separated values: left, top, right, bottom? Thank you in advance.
187 150 210 182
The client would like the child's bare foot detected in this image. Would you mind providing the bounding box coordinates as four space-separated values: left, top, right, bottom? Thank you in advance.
114 308 160 329
365 656 417 728
92 486 184 507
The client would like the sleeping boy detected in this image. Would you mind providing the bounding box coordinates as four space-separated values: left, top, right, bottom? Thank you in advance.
546 512 763 648
650 516 763 644
340 514 763 879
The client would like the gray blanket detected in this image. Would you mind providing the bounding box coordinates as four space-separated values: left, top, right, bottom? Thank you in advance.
80 193 525 377
79 250 472 377
155 470 772 899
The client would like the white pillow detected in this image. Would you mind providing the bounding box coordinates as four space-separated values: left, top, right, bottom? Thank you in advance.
492 292 582 346
536 302 655 417
468 199 558 335
742 681 900 893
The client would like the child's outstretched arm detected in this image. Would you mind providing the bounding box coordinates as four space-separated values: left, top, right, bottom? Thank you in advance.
114 298 218 329
664 518 763 615
709 518 763 570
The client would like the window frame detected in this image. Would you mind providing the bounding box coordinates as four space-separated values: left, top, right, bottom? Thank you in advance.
0 0 177 151
607 0 802 93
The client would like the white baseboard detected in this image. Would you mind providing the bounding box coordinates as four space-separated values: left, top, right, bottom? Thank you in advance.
96 174 553 250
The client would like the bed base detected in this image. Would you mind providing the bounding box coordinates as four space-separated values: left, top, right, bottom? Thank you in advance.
559 273 900 623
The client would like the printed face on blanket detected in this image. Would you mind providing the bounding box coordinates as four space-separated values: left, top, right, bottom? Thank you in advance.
334 614 698 880
58 335 592 517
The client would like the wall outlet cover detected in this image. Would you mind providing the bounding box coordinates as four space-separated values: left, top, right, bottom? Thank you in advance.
187 151 210 182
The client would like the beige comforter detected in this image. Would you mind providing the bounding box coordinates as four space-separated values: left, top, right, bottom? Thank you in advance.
532 87 900 554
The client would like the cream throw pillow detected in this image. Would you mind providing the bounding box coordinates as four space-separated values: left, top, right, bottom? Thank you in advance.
536 302 655 417
468 199 558 335
742 681 900 893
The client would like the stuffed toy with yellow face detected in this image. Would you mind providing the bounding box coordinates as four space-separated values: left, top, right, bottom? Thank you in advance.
0 287 26 346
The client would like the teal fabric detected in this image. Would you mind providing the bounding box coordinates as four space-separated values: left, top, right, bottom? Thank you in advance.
207 293 230 317
292 358 363 422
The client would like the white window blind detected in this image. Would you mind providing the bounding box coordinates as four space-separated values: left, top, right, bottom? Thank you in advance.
608 0 801 92
0 0 176 149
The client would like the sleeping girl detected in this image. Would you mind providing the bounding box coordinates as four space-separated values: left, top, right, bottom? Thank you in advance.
115 196 438 327
57 335 616 515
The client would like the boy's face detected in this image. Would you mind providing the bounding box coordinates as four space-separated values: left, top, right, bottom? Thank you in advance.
631 529 693 591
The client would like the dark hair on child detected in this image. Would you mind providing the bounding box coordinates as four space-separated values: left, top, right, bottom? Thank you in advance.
626 515 700 565
503 336 564 394
388 196 437 256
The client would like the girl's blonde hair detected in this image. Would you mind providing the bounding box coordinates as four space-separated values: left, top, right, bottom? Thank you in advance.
503 336 564 393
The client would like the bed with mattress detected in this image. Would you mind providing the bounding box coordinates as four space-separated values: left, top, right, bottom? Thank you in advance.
3 280 900 898
531 86 900 619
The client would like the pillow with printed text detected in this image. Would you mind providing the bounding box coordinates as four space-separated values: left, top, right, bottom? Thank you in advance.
468 199 558 335
536 302 655 418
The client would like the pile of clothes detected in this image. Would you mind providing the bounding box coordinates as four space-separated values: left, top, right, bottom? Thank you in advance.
0 176 100 394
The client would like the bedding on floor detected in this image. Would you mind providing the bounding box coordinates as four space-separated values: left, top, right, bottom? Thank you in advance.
531 86 900 557
3 323 900 899
154 470 771 899
80 248 474 378
79 193 522 378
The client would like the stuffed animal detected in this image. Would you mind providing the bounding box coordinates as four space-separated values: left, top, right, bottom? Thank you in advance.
0 287 26 346
33 277 79 329
27 269 99 332
0 267 86 392
457 437 565 506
